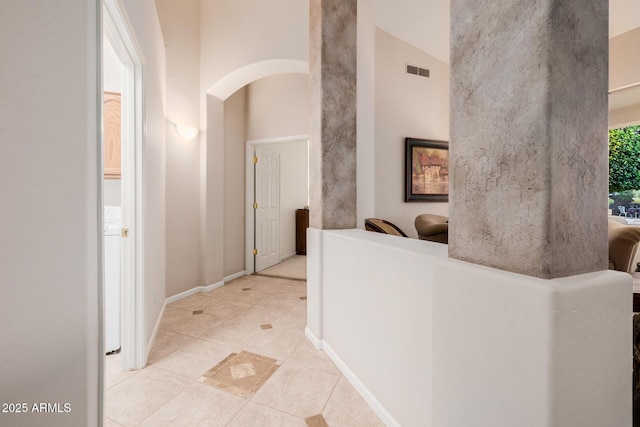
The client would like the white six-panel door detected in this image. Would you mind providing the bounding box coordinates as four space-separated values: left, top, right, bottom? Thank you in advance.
255 147 281 271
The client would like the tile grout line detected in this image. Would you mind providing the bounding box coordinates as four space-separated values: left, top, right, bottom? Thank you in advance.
108 261 310 425
130 375 196 427
318 372 343 420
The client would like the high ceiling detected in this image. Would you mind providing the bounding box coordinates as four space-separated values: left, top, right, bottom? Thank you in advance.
610 0 640 38
371 0 450 64
372 0 640 65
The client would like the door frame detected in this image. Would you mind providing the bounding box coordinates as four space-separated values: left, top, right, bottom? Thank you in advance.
245 135 309 274
103 0 146 371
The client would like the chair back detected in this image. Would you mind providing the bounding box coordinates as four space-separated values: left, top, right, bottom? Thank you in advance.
364 218 408 237
414 214 449 243
609 220 640 272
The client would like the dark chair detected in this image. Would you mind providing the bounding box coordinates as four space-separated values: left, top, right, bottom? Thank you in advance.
414 214 448 243
364 218 408 237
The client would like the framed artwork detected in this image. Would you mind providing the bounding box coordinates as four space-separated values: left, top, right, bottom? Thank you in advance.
405 138 449 202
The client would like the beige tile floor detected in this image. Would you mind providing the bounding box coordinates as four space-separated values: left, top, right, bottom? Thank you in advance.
257 255 307 280
106 257 383 426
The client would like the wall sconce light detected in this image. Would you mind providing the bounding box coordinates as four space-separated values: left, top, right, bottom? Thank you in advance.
176 124 199 140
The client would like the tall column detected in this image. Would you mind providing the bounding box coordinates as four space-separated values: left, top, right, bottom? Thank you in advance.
309 0 357 229
449 0 609 279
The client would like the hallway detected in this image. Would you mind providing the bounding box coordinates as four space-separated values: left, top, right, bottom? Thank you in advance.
105 258 382 426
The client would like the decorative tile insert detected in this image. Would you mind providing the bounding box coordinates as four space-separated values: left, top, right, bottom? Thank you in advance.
260 324 273 330
200 351 280 397
192 310 204 315
305 414 329 427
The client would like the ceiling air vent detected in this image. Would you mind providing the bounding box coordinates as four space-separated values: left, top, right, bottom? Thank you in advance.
406 64 429 78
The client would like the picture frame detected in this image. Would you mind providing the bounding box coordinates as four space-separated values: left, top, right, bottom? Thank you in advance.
405 138 449 202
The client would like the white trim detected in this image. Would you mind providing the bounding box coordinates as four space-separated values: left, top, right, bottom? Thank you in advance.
145 301 166 363
245 145 254 274
203 280 225 292
304 327 400 426
305 327 323 350
206 59 308 100
165 281 225 305
246 134 310 146
103 0 146 372
104 0 145 65
609 81 640 94
224 271 247 282
95 3 104 424
245 135 310 275
322 340 401 427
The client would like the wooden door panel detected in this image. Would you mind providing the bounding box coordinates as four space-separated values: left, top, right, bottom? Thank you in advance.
104 92 121 179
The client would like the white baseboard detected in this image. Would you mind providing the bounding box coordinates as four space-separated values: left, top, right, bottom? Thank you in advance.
165 280 225 305
203 280 225 292
305 327 323 350
307 334 400 427
224 271 246 282
145 301 167 365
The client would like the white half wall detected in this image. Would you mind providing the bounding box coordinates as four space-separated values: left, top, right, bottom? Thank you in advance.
307 229 631 426
374 29 450 238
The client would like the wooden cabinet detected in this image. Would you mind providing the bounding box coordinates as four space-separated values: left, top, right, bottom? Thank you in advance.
296 208 309 255
103 92 121 179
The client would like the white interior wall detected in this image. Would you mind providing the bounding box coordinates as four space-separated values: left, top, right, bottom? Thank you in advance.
307 229 631 427
608 29 640 127
357 0 376 227
0 1 100 425
374 29 450 238
245 73 310 265
203 95 225 286
224 88 247 277
200 0 308 95
610 104 640 128
1 0 166 423
610 27 640 90
245 73 309 140
199 0 308 287
103 38 123 207
371 0 449 65
155 0 202 298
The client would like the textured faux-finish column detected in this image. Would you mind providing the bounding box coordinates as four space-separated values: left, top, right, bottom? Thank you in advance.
449 0 609 279
309 0 357 229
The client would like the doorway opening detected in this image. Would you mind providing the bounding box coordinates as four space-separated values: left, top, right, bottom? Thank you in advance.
245 136 310 274
102 0 145 376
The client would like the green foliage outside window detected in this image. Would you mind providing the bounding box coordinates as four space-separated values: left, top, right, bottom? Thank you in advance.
609 125 640 193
